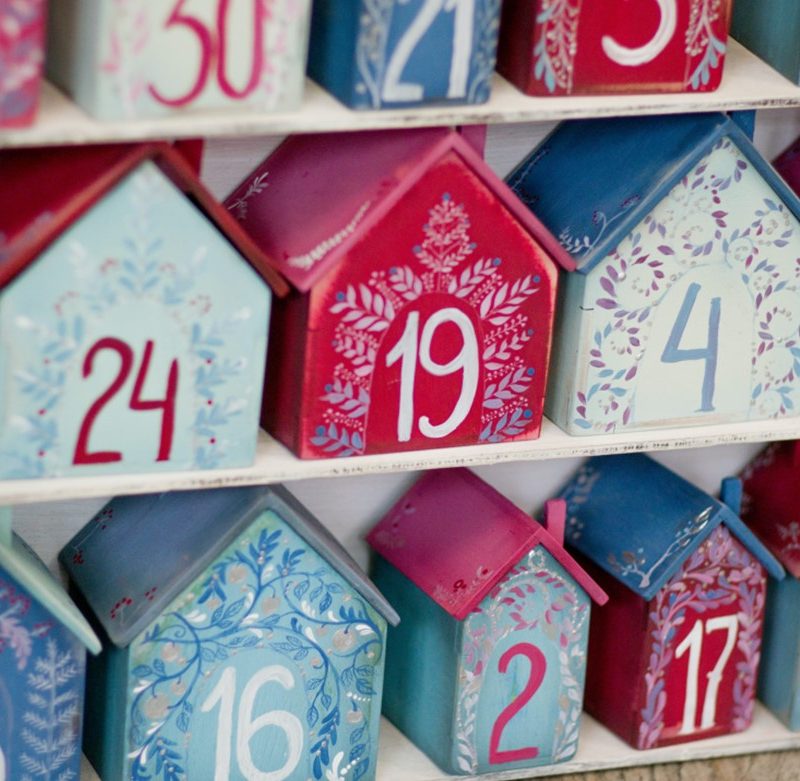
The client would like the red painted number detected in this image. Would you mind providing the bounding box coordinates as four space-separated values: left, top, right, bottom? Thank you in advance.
73 338 179 465
149 0 266 107
488 643 546 765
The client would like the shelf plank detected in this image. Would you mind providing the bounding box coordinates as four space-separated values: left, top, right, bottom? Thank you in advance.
79 706 800 781
4 414 800 505
4 40 800 150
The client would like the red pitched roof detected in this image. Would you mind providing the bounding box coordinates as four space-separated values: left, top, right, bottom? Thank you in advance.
225 128 575 294
367 468 607 621
0 142 287 295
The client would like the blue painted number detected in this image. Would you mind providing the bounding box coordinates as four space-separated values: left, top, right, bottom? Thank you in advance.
660 282 721 412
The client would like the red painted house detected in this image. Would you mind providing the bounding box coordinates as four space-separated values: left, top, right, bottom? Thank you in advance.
226 127 573 458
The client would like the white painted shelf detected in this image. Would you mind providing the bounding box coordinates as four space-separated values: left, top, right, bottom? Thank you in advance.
5 415 800 505
80 705 800 781
2 40 799 149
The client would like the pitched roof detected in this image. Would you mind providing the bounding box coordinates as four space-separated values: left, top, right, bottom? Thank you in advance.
506 112 800 274
741 442 800 579
0 142 288 295
61 485 398 648
224 127 575 293
0 533 100 654
367 468 607 621
560 454 784 601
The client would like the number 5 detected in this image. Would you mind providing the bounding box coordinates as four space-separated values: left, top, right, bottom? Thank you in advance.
602 0 677 66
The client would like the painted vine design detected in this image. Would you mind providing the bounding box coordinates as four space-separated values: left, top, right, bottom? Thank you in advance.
0 0 44 123
4 165 250 477
311 192 542 455
532 0 583 94
685 0 727 91
639 526 766 748
127 514 385 781
566 137 800 433
455 549 588 771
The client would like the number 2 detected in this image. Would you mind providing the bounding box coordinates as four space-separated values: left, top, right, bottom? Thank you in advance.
660 282 721 412
675 615 739 734
382 0 475 102
602 0 677 67
385 308 479 442
201 664 304 781
73 338 178 465
489 643 546 765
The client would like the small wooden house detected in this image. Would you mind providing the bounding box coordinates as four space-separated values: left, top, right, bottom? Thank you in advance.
498 0 732 96
0 142 285 479
559 453 783 749
308 0 502 109
226 127 573 458
0 518 100 781
732 0 800 84
740 441 800 730
61 485 399 781
47 1 311 119
508 112 800 435
367 468 607 774
0 0 45 126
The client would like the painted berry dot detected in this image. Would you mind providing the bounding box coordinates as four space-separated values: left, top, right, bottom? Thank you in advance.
37 450 45 458
527 329 534 336
206 358 212 365
210 438 216 445
492 258 501 266
413 245 422 254
316 426 325 436
331 339 338 347
38 409 46 416
443 192 451 201
325 384 332 392
533 275 541 283
336 292 345 301
207 399 213 406
523 409 533 419
527 368 535 376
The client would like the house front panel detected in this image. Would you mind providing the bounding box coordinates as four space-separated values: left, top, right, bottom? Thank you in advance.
638 526 766 748
454 547 590 774
302 152 557 457
123 509 388 781
558 135 800 435
0 160 270 478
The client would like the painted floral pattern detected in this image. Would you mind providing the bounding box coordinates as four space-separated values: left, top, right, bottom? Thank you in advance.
126 510 386 781
638 526 765 748
1 162 267 478
0 0 44 125
568 137 800 433
311 192 542 455
455 548 589 772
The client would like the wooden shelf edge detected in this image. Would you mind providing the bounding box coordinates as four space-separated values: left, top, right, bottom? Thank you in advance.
4 40 800 150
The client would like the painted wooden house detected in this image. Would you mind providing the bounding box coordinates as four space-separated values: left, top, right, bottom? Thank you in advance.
0 0 45 126
559 453 783 749
508 112 800 436
226 126 573 458
367 468 607 774
46 0 311 119
0 142 286 480
732 0 800 84
308 0 502 109
740 441 800 730
497 0 732 97
0 515 101 781
60 484 398 781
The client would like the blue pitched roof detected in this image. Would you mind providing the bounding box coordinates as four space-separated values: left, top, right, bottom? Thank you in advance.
506 112 800 274
60 485 398 648
559 454 784 600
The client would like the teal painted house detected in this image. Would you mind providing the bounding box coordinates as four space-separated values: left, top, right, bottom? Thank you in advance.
367 468 607 775
732 1 800 84
60 485 398 781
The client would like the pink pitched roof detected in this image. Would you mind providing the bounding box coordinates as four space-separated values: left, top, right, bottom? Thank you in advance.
225 128 575 293
367 468 607 621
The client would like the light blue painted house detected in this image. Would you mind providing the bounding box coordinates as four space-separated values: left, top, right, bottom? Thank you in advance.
308 0 502 109
507 112 800 436
367 468 607 775
0 515 100 781
60 485 398 781
0 143 285 480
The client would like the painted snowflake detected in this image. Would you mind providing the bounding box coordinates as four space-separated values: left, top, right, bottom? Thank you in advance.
311 192 542 456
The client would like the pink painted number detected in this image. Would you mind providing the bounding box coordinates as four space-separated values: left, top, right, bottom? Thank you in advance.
488 642 546 764
73 338 179 465
149 0 266 107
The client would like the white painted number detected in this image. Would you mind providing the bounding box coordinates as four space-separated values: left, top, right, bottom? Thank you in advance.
675 615 739 735
201 665 304 781
602 0 677 66
382 0 475 102
386 308 479 442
